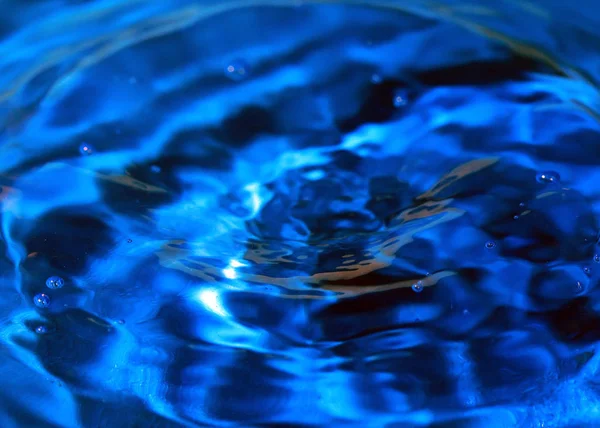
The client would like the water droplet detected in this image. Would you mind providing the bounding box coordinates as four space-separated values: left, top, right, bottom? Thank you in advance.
536 171 560 184
34 293 50 308
371 74 382 84
45 276 64 289
79 142 94 156
412 281 424 293
594 254 600 263
393 90 408 108
485 241 496 249
35 325 48 334
150 165 161 173
225 60 250 81
584 266 592 276
576 281 584 293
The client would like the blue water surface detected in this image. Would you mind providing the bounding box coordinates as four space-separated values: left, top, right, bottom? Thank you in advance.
2 1 600 427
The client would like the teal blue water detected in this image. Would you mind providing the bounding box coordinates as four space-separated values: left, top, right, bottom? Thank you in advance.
2 1 600 427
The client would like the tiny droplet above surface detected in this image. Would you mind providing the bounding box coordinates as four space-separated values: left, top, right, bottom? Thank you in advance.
225 60 250 81
46 276 65 289
536 171 560 184
79 143 94 156
393 90 408 108
34 293 50 308
412 281 424 293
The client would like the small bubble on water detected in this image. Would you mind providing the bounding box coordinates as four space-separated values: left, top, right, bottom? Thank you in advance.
79 142 94 156
519 202 526 208
584 266 592 275
594 254 600 263
225 60 249 81
34 293 50 308
35 325 48 334
536 171 560 184
393 90 408 108
45 276 64 289
485 241 496 249
412 281 424 293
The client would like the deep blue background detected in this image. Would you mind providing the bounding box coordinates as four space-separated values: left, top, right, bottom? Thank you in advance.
2 1 600 427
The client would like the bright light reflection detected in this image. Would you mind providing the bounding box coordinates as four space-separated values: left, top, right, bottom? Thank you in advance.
244 182 262 216
197 289 227 317
222 266 237 279
229 259 244 268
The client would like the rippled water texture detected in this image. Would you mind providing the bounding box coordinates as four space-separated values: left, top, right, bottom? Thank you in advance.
3 1 600 427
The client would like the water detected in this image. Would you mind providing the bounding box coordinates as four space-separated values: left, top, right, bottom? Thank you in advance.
2 1 600 427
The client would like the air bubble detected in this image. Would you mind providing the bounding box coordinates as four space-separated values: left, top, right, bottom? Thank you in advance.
34 293 50 308
45 276 64 289
594 254 600 263
370 74 382 84
150 165 161 173
485 241 496 249
576 281 584 293
412 281 424 293
536 171 560 184
225 60 250 81
584 267 592 276
35 325 48 334
79 142 94 156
